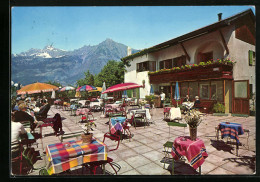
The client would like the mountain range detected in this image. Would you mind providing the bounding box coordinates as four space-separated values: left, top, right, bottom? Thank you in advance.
11 39 139 86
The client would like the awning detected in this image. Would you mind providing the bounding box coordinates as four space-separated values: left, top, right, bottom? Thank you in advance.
102 83 142 94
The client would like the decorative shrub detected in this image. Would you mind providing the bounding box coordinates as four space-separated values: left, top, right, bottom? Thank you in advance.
213 102 225 113
145 95 156 106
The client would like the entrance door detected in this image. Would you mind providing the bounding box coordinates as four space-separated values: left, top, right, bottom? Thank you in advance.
232 80 250 115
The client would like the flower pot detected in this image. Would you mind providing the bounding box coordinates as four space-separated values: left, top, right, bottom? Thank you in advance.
81 133 93 143
189 127 197 141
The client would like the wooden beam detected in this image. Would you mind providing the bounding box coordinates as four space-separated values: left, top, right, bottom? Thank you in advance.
180 42 190 62
219 29 229 54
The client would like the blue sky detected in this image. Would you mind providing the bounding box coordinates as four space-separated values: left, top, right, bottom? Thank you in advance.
11 6 255 54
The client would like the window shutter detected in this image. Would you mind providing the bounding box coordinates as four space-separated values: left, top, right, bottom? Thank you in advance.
127 90 132 98
249 50 253 66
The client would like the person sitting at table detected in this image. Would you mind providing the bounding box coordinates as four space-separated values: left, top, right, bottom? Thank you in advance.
11 112 28 158
183 95 190 102
34 100 51 120
193 96 201 109
14 103 37 131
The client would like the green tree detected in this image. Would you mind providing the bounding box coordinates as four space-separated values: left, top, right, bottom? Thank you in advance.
76 70 95 86
95 60 125 88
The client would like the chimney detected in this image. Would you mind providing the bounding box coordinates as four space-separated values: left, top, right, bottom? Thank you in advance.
218 13 222 21
127 46 132 56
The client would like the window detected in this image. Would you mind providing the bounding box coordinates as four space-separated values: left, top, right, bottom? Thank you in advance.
234 81 247 98
173 56 186 67
210 81 223 101
137 61 156 72
198 51 213 64
180 82 188 98
164 59 172 69
199 81 210 99
188 82 198 100
159 61 164 70
248 50 255 66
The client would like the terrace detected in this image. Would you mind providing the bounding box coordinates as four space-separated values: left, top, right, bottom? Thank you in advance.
14 104 255 176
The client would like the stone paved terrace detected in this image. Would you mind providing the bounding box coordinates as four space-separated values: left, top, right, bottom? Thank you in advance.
20 105 256 176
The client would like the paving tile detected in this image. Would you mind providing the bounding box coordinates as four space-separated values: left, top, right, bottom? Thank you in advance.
121 169 141 175
200 161 218 174
209 167 235 175
125 155 152 168
221 161 255 174
142 150 165 161
116 160 134 174
135 162 167 175
131 145 154 154
205 153 228 166
115 148 138 160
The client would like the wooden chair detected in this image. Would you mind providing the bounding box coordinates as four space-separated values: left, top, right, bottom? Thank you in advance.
162 122 187 173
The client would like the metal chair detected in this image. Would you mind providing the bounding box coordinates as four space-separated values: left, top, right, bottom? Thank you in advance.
162 122 187 174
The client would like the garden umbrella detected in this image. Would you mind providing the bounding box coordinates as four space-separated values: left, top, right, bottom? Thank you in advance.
76 85 97 92
88 87 102 93
150 84 154 95
102 82 142 94
17 82 59 95
59 86 75 92
174 82 180 107
122 90 127 98
101 82 107 99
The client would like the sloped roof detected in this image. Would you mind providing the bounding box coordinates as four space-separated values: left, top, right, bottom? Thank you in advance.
121 8 255 62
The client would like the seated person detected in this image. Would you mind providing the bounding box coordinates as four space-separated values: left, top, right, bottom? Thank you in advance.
14 103 36 131
11 112 28 158
183 95 190 102
193 96 201 109
34 100 51 120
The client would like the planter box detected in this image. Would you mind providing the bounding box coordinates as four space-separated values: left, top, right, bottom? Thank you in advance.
213 113 229 116
149 64 233 84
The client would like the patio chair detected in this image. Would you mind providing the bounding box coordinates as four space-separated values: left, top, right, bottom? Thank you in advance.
83 136 121 175
162 121 187 173
11 141 24 175
34 103 50 121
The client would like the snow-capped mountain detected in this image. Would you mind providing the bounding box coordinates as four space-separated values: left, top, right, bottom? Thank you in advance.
11 39 139 85
13 45 67 58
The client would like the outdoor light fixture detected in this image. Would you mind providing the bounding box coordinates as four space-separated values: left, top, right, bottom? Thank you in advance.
142 80 145 88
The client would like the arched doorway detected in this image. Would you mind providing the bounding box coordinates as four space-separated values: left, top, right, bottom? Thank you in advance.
194 41 225 64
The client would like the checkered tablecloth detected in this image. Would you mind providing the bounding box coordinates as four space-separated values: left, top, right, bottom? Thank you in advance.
217 122 244 143
171 136 208 169
46 138 107 175
110 117 126 134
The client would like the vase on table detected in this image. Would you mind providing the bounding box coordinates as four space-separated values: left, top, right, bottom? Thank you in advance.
81 133 93 143
189 127 197 141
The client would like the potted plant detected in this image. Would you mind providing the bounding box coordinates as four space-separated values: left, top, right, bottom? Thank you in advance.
212 102 228 116
81 121 96 143
184 110 203 140
145 95 156 108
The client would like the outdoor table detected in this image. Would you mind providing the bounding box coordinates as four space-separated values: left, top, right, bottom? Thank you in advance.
130 109 151 128
171 136 208 174
110 117 126 134
45 138 108 175
217 122 244 156
164 107 173 119
76 108 90 116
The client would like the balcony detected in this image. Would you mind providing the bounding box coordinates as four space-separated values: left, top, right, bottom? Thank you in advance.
149 59 234 84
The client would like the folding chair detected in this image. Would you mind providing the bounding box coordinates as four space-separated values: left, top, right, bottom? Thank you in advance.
11 141 23 175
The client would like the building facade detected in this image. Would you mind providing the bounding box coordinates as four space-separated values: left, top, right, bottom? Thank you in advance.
122 9 255 115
